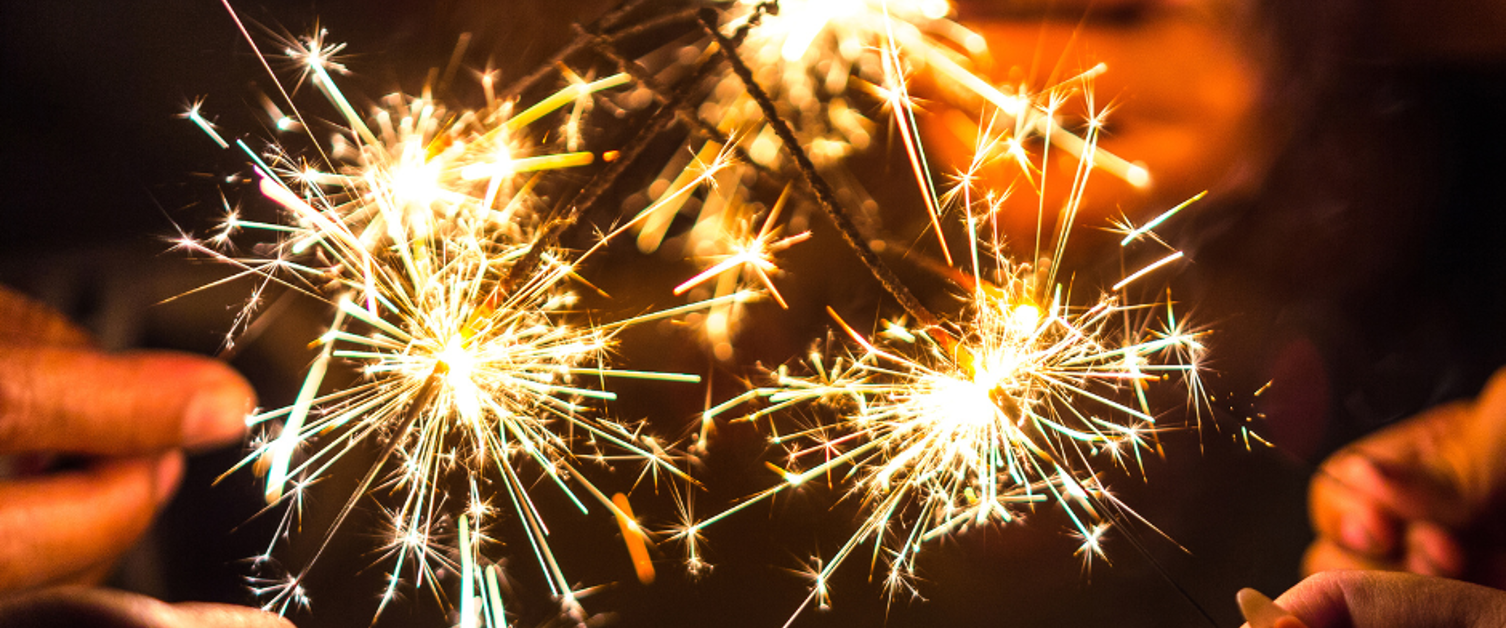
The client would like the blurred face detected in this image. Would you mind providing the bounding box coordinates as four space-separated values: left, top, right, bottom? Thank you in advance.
925 0 1279 248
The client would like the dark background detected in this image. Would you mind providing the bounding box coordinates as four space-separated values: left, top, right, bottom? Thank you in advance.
3 1 1504 627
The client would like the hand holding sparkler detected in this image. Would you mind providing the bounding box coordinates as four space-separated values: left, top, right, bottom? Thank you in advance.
1307 366 1506 585
0 285 254 590
0 285 280 625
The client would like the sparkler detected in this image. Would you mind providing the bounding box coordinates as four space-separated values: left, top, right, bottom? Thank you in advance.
682 230 1208 623
664 5 1215 624
181 15 757 622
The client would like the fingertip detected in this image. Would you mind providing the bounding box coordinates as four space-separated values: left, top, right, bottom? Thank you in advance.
1331 455 1390 495
1311 462 1398 557
180 364 255 451
1238 587 1308 628
1338 513 1386 556
1236 588 1270 625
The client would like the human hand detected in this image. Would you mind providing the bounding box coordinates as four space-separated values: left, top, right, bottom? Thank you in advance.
1306 367 1506 586
0 586 292 628
1241 571 1506 628
0 285 254 589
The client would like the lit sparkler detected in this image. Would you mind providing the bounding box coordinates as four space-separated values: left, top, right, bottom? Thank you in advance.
182 18 750 622
670 7 1212 622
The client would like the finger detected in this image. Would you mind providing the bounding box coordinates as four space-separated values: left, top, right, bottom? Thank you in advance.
1310 401 1483 557
27 538 139 591
1309 457 1401 558
1274 570 1506 628
1303 539 1398 576
0 286 93 348
0 587 294 628
0 348 253 455
1475 366 1506 418
0 452 182 590
1403 521 1465 578
1313 499 1463 578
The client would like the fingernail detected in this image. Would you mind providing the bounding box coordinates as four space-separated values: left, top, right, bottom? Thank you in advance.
183 385 252 449
155 451 185 504
1237 588 1309 628
1408 524 1465 577
1340 515 1380 554
1343 453 1382 477
1334 454 1390 493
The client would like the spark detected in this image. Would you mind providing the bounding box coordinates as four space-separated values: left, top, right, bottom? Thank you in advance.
183 99 229 149
1113 251 1186 292
674 186 811 309
611 492 657 585
715 0 1146 187
1119 191 1207 247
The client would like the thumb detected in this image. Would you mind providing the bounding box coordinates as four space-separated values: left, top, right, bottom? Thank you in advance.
0 348 253 455
1274 571 1506 628
0 587 294 628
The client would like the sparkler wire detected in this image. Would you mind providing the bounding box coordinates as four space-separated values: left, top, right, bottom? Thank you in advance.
503 6 776 292
698 7 939 328
497 1 709 102
496 0 659 100
581 25 770 179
